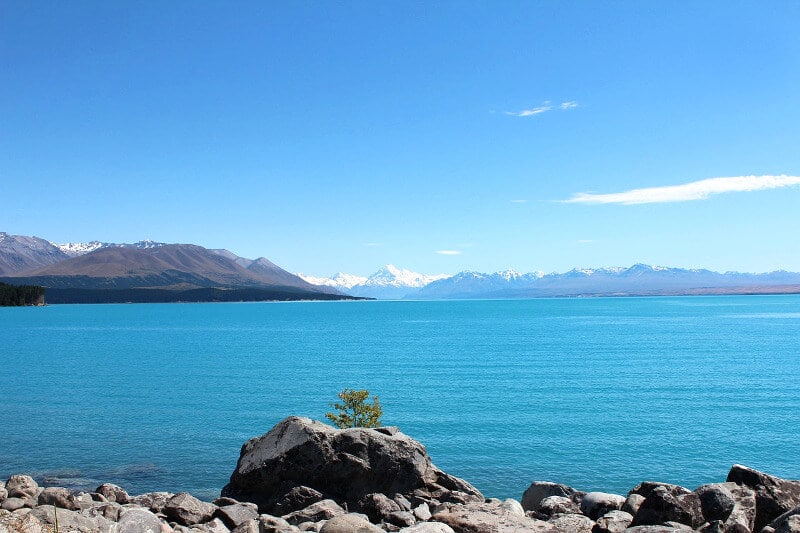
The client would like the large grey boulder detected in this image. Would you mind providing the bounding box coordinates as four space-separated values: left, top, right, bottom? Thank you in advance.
0 512 49 533
399 524 455 533
768 507 800 533
221 417 482 513
432 500 558 532
695 482 756 531
0 481 7 503
727 464 800 532
536 495 580 517
215 503 259 530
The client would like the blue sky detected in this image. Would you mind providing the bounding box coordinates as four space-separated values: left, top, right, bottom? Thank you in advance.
2 2 799 276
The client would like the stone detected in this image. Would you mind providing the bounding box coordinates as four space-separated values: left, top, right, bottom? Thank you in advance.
387 510 416 527
96 483 131 504
358 493 401 523
163 492 216 526
258 513 297 533
727 464 800 532
283 500 345 526
625 527 694 532
631 485 703 528
0 481 7 504
521 482 576 512
118 507 167 533
578 492 625 520
273 487 325 516
4 476 39 501
38 486 76 509
0 511 48 533
536 496 579 517
296 522 319 532
547 512 594 532
393 494 413 511
623 494 646 516
216 503 259 529
593 509 633 533
230 519 259 533
83 502 123 522
222 417 482 513
696 483 736 523
205 517 231 533
769 507 800 533
432 501 558 532
31 504 117 533
629 482 692 498
412 503 431 521
497 499 524 517
399 524 455 533
318 513 383 533
130 492 175 514
0 499 26 512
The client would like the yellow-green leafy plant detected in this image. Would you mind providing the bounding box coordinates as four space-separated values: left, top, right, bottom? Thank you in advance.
325 388 383 428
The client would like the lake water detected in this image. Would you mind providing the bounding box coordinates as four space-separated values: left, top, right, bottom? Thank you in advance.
1 296 798 501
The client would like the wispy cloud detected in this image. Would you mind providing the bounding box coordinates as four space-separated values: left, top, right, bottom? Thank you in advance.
363 242 382 247
563 175 800 205
577 239 594 244
506 100 579 117
436 250 462 256
511 199 528 204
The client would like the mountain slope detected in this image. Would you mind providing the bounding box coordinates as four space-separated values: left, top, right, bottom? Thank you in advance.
0 232 69 275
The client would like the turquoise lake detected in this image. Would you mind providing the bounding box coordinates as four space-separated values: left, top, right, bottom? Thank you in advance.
1 296 799 501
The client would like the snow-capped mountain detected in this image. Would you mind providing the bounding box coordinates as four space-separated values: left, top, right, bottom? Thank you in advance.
52 240 167 257
299 264 449 299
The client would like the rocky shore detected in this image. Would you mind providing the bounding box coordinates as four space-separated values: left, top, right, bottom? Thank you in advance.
2 417 799 533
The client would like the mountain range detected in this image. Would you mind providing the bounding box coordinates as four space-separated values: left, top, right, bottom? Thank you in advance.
3 231 800 302
0 232 349 303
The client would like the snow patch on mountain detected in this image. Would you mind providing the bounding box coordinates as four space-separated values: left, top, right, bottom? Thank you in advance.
299 264 450 298
53 240 167 257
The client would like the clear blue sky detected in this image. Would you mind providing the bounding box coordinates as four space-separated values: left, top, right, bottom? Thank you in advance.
2 2 799 276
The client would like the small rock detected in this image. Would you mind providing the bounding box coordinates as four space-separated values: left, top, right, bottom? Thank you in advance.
215 504 259 529
537 496 580 517
412 503 431 521
579 492 625 520
130 492 175 514
387 510 416 527
96 483 130 504
548 512 594 532
118 507 168 533
521 482 576 512
230 518 259 533
594 510 633 533
393 494 413 512
283 499 345 526
163 492 216 526
38 487 76 509
82 501 123 522
0 498 27 512
4 476 39 501
358 493 401 523
433 501 558 532
319 513 383 533
498 499 525 517
273 486 325 516
623 494 646 516
631 485 703 528
769 507 800 533
257 513 296 533
398 524 455 533
205 517 231 533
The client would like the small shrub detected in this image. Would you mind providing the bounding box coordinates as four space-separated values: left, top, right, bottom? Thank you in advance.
325 388 383 428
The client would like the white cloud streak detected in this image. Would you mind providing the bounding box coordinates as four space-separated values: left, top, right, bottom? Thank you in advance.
507 100 578 117
563 175 800 205
436 250 462 255
511 199 528 204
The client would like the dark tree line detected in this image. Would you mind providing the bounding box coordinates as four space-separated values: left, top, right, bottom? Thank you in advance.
0 283 45 306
